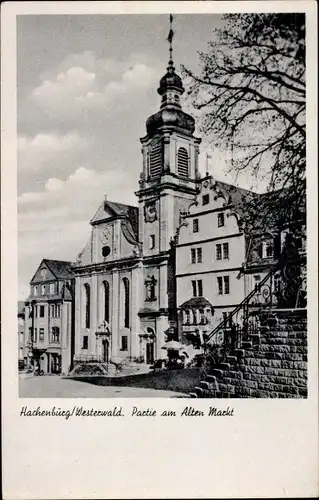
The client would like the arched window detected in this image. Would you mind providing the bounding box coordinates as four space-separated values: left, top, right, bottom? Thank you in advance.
177 147 189 178
122 278 130 328
102 281 110 323
83 283 91 329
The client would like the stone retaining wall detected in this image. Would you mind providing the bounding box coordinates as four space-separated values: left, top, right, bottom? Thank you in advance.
191 309 307 398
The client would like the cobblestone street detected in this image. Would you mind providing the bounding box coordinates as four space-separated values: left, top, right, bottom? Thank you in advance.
19 375 187 398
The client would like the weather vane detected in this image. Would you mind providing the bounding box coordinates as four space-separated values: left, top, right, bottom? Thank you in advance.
167 14 174 67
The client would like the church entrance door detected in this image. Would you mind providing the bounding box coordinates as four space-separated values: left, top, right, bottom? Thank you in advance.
102 339 109 363
146 342 154 365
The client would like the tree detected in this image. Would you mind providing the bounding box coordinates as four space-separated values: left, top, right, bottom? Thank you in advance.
183 13 305 236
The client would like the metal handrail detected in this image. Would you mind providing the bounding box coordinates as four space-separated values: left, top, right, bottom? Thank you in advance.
205 263 280 344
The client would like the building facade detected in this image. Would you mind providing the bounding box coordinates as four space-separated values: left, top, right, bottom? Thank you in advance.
24 259 74 374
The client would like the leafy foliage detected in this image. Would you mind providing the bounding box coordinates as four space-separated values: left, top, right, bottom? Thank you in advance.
183 13 305 233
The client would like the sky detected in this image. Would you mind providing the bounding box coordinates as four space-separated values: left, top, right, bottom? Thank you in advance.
17 13 258 300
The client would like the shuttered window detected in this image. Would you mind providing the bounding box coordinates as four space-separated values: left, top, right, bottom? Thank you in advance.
149 140 162 178
177 147 189 177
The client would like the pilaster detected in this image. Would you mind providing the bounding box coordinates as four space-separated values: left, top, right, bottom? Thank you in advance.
111 269 119 358
90 273 98 354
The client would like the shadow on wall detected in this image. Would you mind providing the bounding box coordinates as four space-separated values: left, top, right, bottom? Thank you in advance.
66 368 202 394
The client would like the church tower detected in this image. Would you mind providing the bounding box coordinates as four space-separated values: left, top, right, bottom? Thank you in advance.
136 16 201 256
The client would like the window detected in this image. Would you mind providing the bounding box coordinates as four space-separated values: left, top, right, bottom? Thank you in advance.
149 140 163 178
191 280 203 297
149 234 155 250
145 275 157 302
100 281 110 323
84 283 91 329
34 328 37 343
222 243 229 259
102 245 111 258
217 276 230 295
193 219 199 233
177 147 189 178
33 286 38 296
33 305 38 318
39 305 45 318
51 327 60 343
82 335 88 350
199 308 206 325
28 327 32 343
39 328 44 341
265 242 274 258
216 243 229 260
56 304 61 318
191 248 202 264
217 213 225 227
224 276 230 294
123 278 130 328
202 194 209 205
121 336 128 351
49 283 56 295
41 284 46 295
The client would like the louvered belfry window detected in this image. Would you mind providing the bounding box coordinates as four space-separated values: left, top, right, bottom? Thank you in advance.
177 147 189 177
149 139 163 179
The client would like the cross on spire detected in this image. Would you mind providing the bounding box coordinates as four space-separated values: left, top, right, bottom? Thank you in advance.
167 14 174 70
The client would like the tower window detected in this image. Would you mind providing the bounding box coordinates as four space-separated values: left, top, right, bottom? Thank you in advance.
193 219 199 233
177 147 189 178
149 140 162 179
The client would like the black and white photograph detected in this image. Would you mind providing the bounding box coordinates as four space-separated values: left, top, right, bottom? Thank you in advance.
17 11 308 399
2 2 318 499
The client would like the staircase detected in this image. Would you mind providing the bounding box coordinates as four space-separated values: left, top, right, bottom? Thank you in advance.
190 309 307 398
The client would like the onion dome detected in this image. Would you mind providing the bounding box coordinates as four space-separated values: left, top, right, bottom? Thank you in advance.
157 62 184 96
146 107 195 138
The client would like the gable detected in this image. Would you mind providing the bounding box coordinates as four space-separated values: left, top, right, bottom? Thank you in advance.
31 261 57 284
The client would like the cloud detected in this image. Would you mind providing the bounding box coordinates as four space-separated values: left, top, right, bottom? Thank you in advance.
30 52 159 121
18 132 94 173
18 165 138 297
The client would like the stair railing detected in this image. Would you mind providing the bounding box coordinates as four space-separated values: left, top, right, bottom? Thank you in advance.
205 263 280 346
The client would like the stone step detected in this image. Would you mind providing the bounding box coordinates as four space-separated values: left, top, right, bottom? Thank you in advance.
242 341 253 349
211 368 224 378
189 392 198 398
219 362 231 371
234 349 245 358
226 356 238 364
